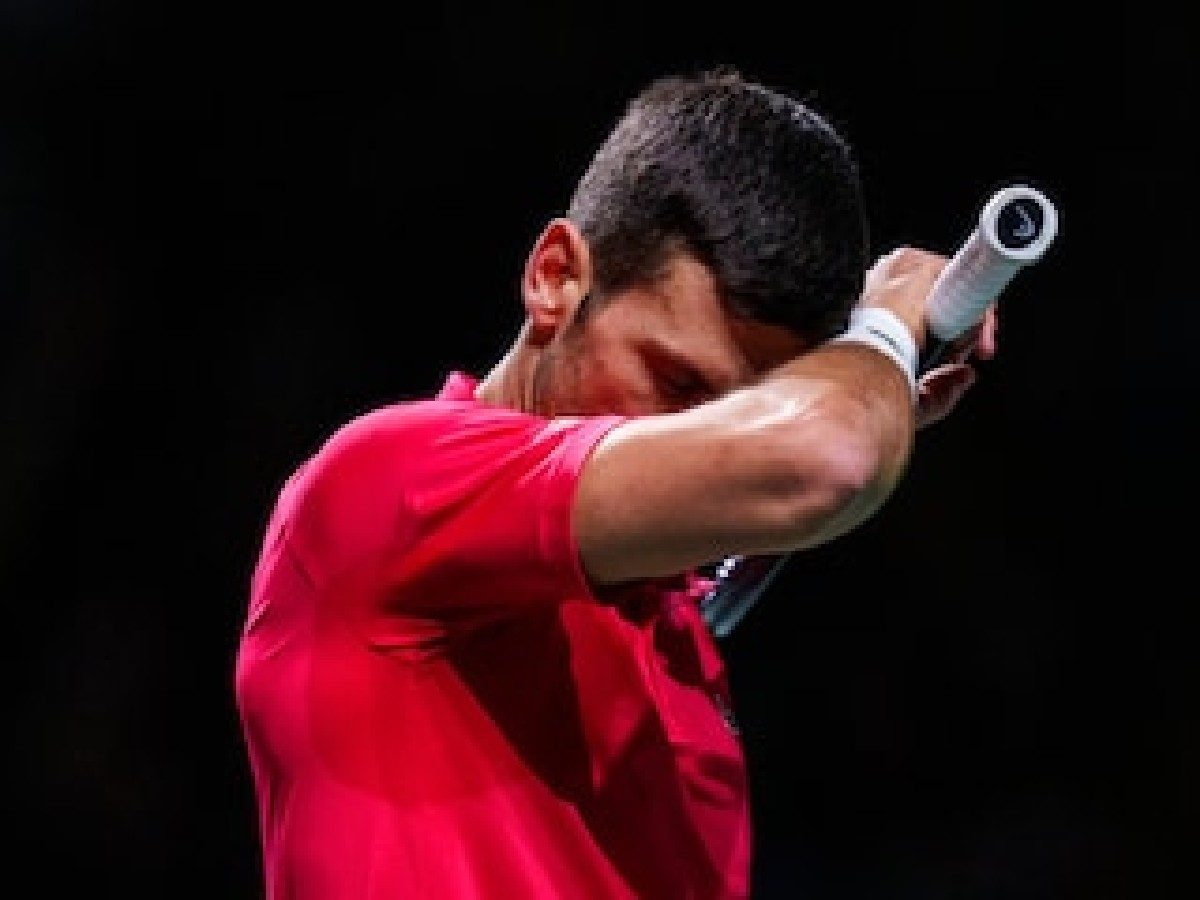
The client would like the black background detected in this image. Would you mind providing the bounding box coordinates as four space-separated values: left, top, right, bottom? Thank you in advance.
2 3 1191 898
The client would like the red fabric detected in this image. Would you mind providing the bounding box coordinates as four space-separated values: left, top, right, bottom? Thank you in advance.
235 371 750 899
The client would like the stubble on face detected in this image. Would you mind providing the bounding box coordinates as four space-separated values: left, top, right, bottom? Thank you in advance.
527 312 600 419
524 252 811 420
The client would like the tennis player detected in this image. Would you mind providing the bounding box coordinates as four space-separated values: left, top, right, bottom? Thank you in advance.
235 66 996 899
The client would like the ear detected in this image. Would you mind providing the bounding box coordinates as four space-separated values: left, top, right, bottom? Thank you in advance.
520 218 593 345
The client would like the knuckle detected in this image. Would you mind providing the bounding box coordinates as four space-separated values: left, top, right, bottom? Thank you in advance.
883 246 945 273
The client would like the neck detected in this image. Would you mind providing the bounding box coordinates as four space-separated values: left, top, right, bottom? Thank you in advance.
474 327 538 413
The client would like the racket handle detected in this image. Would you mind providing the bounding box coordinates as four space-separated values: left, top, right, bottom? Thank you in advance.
919 184 1058 371
702 183 1059 638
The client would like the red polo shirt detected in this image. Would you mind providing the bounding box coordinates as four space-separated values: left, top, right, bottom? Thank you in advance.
235 371 750 899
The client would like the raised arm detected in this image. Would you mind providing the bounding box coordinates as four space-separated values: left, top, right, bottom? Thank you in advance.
574 248 941 585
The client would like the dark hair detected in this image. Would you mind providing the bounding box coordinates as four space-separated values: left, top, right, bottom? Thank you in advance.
567 66 869 342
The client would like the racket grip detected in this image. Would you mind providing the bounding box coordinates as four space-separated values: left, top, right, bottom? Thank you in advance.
703 183 1059 639
919 184 1059 371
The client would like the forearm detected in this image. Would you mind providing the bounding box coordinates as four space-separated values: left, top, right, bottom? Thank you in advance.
753 338 912 549
575 339 915 584
762 338 915 544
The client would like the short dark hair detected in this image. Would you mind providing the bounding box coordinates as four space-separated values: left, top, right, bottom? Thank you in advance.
568 66 869 342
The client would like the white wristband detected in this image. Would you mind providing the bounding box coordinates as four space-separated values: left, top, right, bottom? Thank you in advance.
830 306 918 397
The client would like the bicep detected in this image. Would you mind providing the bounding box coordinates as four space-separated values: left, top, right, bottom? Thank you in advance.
573 383 872 585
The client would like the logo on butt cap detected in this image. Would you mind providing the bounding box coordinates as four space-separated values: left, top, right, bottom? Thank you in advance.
996 197 1044 250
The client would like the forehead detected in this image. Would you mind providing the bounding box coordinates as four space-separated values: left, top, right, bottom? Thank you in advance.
617 251 809 385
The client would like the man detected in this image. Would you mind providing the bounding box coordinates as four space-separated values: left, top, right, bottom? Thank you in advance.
234 67 996 898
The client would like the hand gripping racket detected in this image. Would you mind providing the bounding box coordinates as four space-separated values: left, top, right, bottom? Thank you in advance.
701 183 1059 639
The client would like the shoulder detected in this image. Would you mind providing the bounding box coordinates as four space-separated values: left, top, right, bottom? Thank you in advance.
328 396 623 453
300 398 579 490
318 397 475 452
296 395 627 509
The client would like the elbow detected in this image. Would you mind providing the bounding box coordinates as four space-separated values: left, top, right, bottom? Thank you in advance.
812 427 884 504
800 425 886 526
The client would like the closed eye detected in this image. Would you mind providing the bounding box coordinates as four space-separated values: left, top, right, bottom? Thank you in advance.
646 351 714 405
660 369 706 400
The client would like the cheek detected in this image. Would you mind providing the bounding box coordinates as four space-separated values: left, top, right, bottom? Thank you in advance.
584 357 662 415
569 332 659 416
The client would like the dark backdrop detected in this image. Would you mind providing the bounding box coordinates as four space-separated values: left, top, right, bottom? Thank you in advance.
2 4 1190 898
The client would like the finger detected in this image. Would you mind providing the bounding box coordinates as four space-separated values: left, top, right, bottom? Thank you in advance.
975 306 999 360
919 363 977 402
944 307 999 366
916 364 977 429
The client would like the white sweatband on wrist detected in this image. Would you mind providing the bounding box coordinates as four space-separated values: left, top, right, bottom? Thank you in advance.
830 306 918 397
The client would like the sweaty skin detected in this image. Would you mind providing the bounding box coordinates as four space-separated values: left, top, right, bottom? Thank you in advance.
476 220 997 586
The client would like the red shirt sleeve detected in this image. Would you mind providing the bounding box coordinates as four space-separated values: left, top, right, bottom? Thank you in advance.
285 399 625 637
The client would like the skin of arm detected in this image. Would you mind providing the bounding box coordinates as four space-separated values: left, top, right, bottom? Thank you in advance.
574 247 943 586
